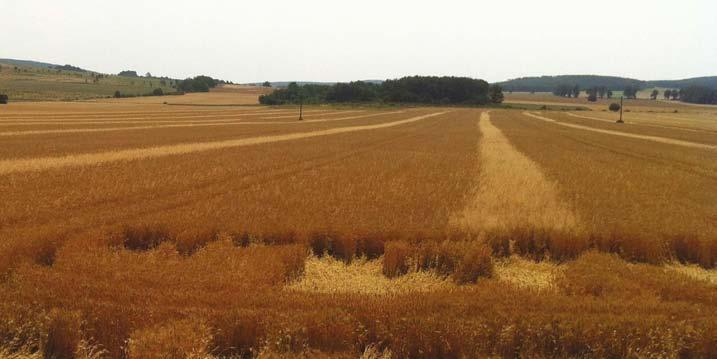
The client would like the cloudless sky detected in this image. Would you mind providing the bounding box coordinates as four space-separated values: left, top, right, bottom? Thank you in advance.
3 0 716 83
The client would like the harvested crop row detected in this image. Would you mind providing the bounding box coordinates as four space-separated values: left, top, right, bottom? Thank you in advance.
452 111 579 232
0 110 388 137
0 109 335 124
0 111 443 174
0 110 412 159
524 112 717 150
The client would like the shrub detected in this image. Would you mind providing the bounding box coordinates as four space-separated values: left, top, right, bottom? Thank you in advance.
44 309 82 359
383 239 493 283
0 94 8 104
113 90 121 98
152 88 164 96
670 235 717 268
210 310 266 357
34 238 60 267
609 103 620 112
453 242 493 284
278 244 308 281
309 232 386 262
128 319 210 359
174 228 219 256
383 241 413 277
113 224 172 251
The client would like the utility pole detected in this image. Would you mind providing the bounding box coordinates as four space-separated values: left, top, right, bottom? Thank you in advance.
299 97 304 121
618 96 624 123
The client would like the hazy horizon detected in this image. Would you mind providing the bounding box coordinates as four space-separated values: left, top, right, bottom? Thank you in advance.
3 0 715 84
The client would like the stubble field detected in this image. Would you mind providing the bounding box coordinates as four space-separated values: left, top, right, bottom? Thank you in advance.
1 94 717 358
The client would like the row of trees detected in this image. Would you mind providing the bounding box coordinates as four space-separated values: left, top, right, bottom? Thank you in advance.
259 76 504 105
586 86 613 102
622 85 640 99
553 84 580 98
113 88 167 98
680 86 717 104
554 84 639 100
664 89 681 100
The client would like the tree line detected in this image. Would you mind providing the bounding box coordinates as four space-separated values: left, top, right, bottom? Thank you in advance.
679 86 717 104
553 84 641 101
259 76 504 105
177 75 221 93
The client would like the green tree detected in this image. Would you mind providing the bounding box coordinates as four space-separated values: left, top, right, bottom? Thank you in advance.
262 81 272 87
664 89 672 100
671 89 680 100
118 70 138 77
489 85 504 104
650 89 659 100
623 85 640 99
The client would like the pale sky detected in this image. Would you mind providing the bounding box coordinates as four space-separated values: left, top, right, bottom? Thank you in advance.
3 0 716 83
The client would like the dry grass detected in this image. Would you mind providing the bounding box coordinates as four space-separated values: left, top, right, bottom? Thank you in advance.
494 256 562 291
286 256 455 295
667 263 717 286
453 112 579 232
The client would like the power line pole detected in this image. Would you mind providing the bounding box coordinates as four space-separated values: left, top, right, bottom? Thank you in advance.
618 96 624 123
299 96 303 121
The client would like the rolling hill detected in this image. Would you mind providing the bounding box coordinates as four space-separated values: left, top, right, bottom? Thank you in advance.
497 75 717 92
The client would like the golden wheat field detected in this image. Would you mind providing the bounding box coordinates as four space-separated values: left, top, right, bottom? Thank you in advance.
1 92 717 358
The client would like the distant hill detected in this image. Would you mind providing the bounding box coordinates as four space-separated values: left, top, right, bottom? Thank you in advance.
253 80 383 88
497 75 717 92
0 58 92 73
648 76 717 89
0 59 176 101
0 58 61 69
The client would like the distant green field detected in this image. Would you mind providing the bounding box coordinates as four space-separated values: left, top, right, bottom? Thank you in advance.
0 63 177 101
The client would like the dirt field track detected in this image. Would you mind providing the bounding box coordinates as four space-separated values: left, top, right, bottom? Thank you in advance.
1 97 717 358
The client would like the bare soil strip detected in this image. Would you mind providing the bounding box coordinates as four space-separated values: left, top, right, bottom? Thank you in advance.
453 112 578 231
525 112 716 150
0 111 405 137
0 112 446 174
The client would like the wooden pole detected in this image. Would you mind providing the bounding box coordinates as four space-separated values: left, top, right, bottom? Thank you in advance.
619 96 624 123
299 98 303 121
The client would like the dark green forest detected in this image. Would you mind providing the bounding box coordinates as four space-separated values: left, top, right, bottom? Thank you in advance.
259 76 503 105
